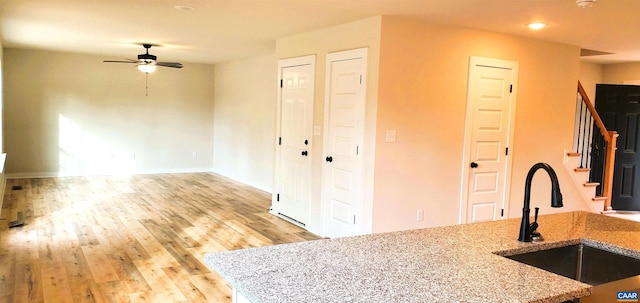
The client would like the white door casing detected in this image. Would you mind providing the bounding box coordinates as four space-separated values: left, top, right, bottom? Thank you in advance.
322 48 368 238
460 57 518 224
272 55 315 226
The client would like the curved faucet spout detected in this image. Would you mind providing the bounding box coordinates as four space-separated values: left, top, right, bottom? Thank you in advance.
518 162 563 242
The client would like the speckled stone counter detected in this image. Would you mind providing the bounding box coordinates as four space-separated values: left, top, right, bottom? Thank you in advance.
204 211 640 303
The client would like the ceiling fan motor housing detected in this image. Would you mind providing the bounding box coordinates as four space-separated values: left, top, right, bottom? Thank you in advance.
138 53 157 61
139 44 157 62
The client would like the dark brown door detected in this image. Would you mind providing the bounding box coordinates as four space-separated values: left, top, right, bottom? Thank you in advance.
594 84 640 210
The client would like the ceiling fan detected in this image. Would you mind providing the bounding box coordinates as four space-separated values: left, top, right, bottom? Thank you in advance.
103 44 183 73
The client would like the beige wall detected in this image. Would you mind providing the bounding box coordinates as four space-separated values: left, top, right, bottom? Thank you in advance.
0 44 3 153
579 61 604 100
3 48 215 177
276 16 382 233
213 55 277 191
603 62 640 84
373 16 586 232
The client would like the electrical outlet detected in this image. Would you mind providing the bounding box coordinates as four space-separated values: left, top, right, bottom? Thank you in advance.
417 209 424 221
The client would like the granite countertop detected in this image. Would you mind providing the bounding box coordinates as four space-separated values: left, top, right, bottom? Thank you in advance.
204 211 640 303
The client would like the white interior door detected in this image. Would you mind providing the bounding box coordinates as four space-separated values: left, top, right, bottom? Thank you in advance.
461 57 518 223
273 55 315 225
322 48 367 238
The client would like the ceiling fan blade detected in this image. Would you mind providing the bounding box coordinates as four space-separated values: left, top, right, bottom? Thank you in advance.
157 62 184 68
103 59 138 64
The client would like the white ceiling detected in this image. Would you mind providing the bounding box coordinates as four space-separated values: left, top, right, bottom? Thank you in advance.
1 0 638 65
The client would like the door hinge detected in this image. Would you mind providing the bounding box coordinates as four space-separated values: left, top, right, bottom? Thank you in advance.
277 193 280 202
501 209 504 217
356 146 359 155
353 215 356 224
505 147 509 156
279 137 282 145
280 79 283 88
509 84 513 93
359 75 363 84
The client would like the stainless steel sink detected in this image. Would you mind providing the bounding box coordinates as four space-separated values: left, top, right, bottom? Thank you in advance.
504 243 640 285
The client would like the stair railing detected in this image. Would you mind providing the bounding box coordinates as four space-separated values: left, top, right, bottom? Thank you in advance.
575 81 618 211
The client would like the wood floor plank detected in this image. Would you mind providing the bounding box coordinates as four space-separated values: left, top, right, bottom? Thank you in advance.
72 222 100 247
2 173 319 302
187 273 232 303
60 246 106 303
161 266 210 303
81 245 120 283
14 228 40 262
130 260 187 303
107 250 151 294
117 218 177 268
68 279 107 303
95 280 129 303
41 265 74 303
139 219 209 276
0 244 16 301
13 259 44 303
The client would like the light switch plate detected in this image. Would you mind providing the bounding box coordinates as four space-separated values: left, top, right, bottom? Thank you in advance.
385 130 397 143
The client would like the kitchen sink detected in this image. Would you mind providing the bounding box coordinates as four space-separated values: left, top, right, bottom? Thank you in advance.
504 243 640 285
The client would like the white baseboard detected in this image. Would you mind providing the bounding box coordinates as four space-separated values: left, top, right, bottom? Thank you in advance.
6 167 215 179
5 167 274 196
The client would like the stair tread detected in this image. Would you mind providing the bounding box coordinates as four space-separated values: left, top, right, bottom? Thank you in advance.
592 196 608 201
574 168 591 172
584 182 600 187
567 152 581 157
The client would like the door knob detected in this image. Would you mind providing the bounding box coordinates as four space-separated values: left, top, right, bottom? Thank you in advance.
301 151 308 156
326 156 333 162
470 162 478 168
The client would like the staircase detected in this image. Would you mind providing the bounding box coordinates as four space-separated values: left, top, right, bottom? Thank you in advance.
563 150 608 213
567 82 618 213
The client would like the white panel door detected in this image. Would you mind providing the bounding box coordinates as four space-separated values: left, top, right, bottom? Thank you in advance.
463 57 518 223
323 48 367 238
274 56 315 225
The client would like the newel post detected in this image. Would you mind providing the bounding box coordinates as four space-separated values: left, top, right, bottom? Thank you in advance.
602 131 619 212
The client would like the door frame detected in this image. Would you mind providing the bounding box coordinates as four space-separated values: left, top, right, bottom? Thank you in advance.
271 55 316 226
459 56 519 224
321 47 368 237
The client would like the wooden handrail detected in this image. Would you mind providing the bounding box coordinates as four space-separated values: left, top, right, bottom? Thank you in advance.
577 81 617 211
578 81 611 141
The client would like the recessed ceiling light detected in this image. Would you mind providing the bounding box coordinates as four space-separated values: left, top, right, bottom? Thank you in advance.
174 5 194 11
527 23 546 30
576 0 596 8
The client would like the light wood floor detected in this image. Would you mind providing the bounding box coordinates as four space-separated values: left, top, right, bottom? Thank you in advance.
0 173 319 303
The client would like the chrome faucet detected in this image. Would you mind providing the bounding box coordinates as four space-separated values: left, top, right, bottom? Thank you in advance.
518 163 563 242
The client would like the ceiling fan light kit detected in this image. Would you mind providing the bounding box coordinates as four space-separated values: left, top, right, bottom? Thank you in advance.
137 62 157 73
576 0 596 8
